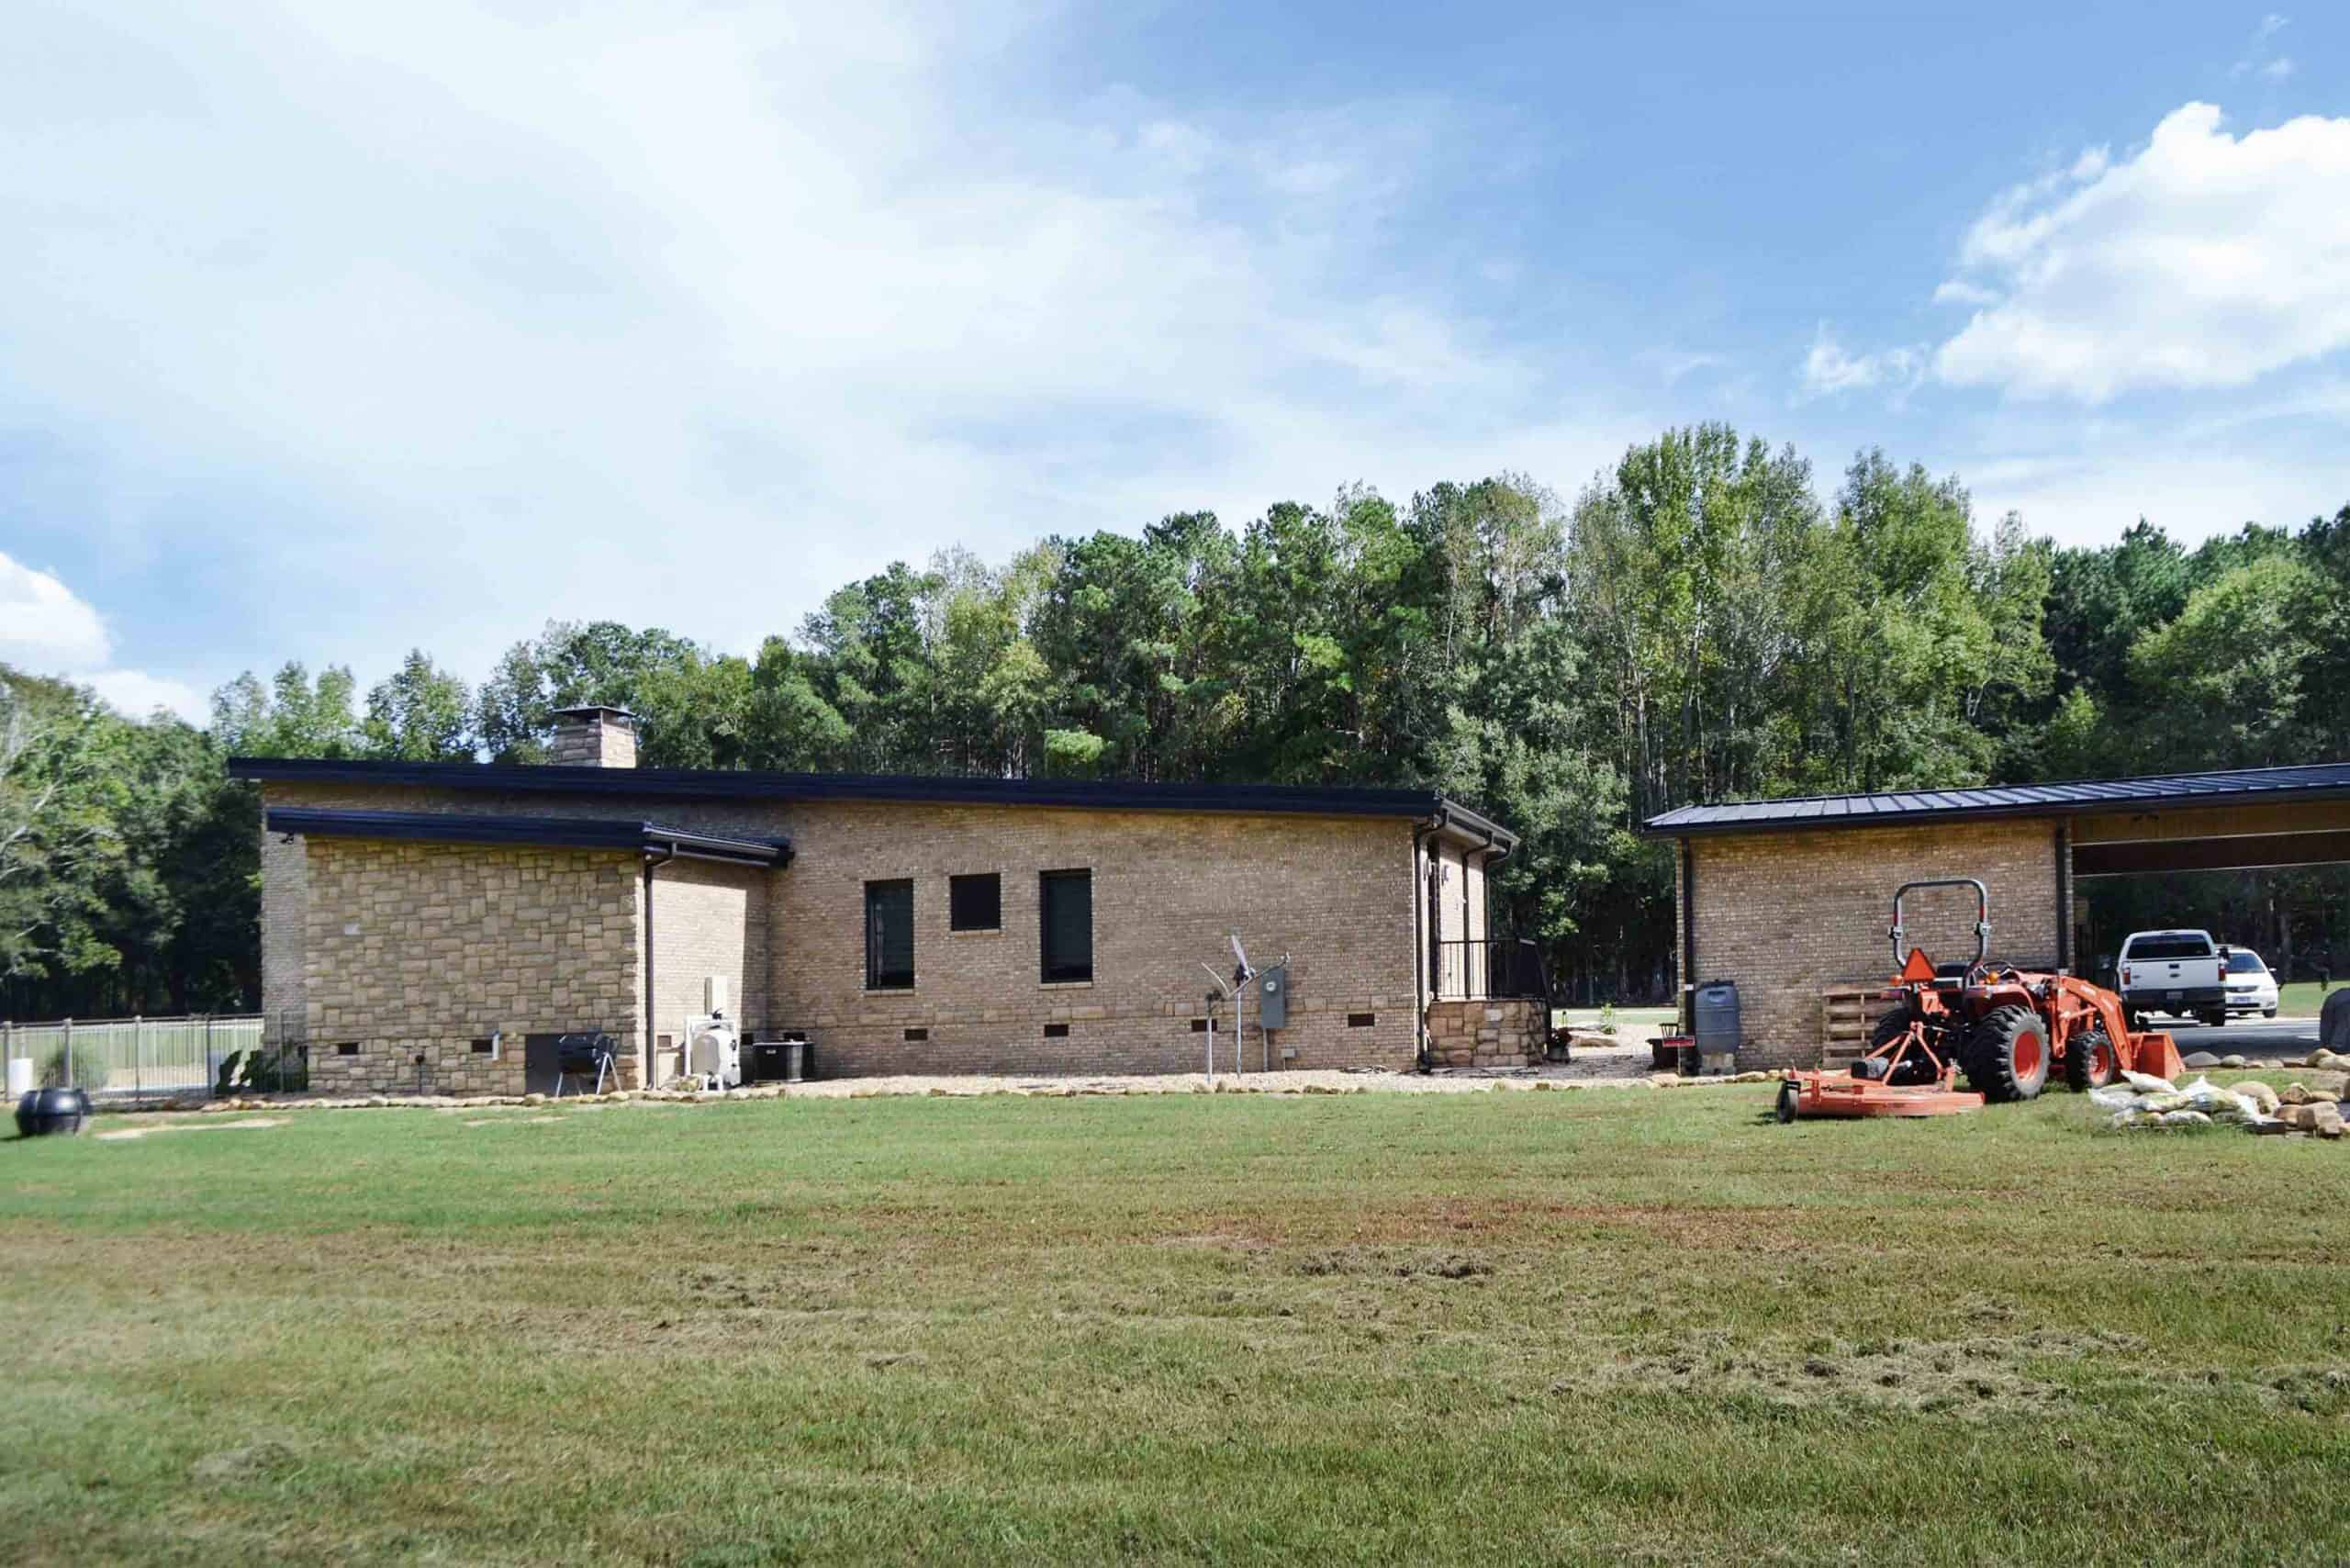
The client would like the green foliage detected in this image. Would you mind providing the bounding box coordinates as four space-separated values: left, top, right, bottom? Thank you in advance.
39 1043 106 1091
4 431 2345 1016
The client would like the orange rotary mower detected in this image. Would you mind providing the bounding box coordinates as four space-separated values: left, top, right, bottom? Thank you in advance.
1775 878 2188 1122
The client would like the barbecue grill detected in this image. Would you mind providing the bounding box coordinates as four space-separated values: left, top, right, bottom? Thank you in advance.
553 1032 618 1097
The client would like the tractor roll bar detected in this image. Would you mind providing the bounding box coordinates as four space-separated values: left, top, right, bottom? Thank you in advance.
1889 878 1990 969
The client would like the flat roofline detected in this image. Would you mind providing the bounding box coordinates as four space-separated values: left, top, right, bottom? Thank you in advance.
1643 761 2350 838
263 807 791 866
232 757 1517 853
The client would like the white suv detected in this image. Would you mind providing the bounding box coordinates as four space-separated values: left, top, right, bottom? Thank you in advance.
2223 947 2280 1018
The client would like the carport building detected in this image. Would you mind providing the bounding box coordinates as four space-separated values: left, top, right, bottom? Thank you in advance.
1645 762 2350 1070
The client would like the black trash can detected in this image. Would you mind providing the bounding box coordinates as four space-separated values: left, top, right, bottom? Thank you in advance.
17 1086 92 1138
1692 981 1740 1072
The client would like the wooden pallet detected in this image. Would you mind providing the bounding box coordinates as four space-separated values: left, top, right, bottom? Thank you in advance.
1822 986 1897 1067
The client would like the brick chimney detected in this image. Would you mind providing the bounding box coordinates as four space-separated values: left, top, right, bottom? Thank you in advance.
547 706 639 767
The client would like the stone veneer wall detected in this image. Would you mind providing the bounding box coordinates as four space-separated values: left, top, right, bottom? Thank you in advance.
1423 998 1547 1069
1682 818 2064 1070
301 837 643 1095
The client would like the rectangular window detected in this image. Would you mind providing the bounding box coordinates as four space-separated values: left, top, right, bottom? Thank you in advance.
948 873 1002 932
471 1037 495 1055
1039 868 1093 983
335 1042 359 1057
1043 1023 1069 1038
1190 1017 1209 1033
1348 1013 1378 1028
903 1027 928 1042
865 879 915 990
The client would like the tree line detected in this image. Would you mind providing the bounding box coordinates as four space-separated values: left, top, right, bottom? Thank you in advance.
6 423 2348 1020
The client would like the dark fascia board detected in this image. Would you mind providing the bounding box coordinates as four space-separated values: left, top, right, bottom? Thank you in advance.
233 757 1517 852
263 807 790 866
1643 778 2350 839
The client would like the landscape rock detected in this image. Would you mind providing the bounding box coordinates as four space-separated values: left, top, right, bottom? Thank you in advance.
2221 1054 2247 1070
2181 1051 2221 1070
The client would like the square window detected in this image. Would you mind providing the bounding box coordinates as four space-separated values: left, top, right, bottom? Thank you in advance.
948 873 1002 932
1039 869 1092 983
865 879 914 990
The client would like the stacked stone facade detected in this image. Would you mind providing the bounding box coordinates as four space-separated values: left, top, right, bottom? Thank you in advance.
1678 819 2064 1070
259 778 1496 1082
1423 998 1547 1069
300 838 643 1095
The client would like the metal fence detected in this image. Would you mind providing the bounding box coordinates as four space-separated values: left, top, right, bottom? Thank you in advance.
1432 938 1554 1003
1 1014 274 1102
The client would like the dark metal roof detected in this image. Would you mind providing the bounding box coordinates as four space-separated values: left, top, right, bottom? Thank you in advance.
1644 760 2350 837
233 757 1517 852
263 807 791 866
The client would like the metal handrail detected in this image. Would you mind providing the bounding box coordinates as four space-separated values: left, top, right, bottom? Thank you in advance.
1431 937 1552 1002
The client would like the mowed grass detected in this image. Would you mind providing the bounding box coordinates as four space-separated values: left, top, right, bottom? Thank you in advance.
2276 980 2340 1018
6 1088 2350 1565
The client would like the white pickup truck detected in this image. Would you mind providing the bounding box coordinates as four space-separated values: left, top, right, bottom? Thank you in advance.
2117 929 2230 1029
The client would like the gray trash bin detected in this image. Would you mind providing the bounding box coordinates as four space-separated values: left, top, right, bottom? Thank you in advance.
1693 981 1740 1073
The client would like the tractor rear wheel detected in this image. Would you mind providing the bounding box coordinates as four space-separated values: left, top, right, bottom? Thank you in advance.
2064 1027 2116 1092
1964 1004 2050 1102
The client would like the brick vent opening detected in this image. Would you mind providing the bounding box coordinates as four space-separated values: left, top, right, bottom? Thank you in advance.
471 1038 494 1055
335 1042 359 1056
1189 1018 1209 1032
1043 1023 1069 1038
1348 1013 1378 1028
903 1027 929 1042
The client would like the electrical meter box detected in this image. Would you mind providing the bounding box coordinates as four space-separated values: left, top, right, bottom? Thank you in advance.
1257 963 1289 1029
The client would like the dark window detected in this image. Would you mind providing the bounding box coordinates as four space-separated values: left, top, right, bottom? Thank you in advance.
903 1027 929 1042
335 1042 359 1057
471 1037 495 1055
1190 1018 1209 1033
2226 950 2267 974
1348 1013 1378 1028
948 873 1002 932
1043 1023 1069 1038
865 879 915 990
2129 934 2213 960
1040 869 1093 983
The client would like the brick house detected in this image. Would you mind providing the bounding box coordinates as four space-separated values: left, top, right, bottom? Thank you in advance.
234 708 1527 1093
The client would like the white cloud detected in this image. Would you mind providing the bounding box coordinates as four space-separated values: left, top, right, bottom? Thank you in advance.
0 553 110 669
1932 103 2350 402
0 3 1630 691
2231 14 2292 78
1797 325 1923 399
0 549 208 722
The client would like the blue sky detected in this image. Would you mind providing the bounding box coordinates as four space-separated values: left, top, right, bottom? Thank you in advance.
3 1 2345 721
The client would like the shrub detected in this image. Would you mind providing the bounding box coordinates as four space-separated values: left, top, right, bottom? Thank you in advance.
39 1045 109 1092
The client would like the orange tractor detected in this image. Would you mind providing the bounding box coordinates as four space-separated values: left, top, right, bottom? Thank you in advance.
1776 878 2188 1121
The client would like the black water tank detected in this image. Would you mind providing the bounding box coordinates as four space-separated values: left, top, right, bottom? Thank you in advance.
16 1087 91 1138
1693 981 1740 1064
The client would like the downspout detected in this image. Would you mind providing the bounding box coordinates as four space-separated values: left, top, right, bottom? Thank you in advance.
1412 815 1440 1070
643 845 676 1085
1678 837 1697 1035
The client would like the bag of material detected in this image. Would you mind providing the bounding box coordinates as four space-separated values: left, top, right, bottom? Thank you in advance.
2158 1109 2213 1128
2122 1070 2177 1095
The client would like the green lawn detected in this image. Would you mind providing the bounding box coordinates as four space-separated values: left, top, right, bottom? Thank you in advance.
2277 980 2339 1018
6 1086 2350 1564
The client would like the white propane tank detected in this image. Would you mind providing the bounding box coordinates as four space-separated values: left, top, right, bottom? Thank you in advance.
688 1018 742 1089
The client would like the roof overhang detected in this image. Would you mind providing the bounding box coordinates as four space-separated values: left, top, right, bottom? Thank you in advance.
1643 762 2350 840
231 757 1516 853
263 807 791 868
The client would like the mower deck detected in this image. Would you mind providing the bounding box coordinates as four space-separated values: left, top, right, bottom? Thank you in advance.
1780 1070 1985 1119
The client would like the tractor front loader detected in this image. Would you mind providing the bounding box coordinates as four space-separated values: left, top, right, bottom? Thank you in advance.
1776 879 2188 1121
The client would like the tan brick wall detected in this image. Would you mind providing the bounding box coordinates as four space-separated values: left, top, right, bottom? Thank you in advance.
260 824 308 1039
1684 818 2064 1070
299 837 643 1094
649 857 768 1057
767 803 1421 1076
258 780 1452 1078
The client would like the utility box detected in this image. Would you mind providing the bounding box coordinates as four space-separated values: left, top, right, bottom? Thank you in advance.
1257 964 1289 1029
